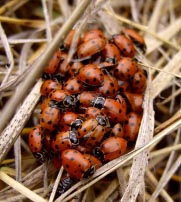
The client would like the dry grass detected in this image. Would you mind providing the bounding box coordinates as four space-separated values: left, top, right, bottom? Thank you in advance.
0 0 180 202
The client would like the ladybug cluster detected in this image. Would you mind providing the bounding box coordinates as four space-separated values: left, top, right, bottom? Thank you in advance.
28 28 146 197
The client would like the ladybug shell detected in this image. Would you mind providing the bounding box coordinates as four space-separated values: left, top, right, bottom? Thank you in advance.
83 29 105 42
64 77 84 94
123 28 146 52
110 123 124 138
40 79 62 97
83 154 102 170
68 62 83 77
131 69 147 93
113 34 135 58
64 29 81 49
98 74 119 97
61 149 93 179
44 50 62 74
60 111 78 131
118 80 131 92
102 43 121 62
48 89 68 102
85 107 104 119
77 38 106 58
28 125 43 153
40 98 54 111
52 153 62 169
85 125 107 152
77 64 104 86
123 112 142 141
100 136 127 162
103 98 127 123
51 131 73 152
113 57 138 81
43 134 52 151
77 118 98 138
40 106 61 132
124 92 143 113
79 91 100 107
57 53 69 75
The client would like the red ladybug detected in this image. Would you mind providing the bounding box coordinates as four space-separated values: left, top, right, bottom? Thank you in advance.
124 92 144 113
131 69 147 93
83 29 105 42
123 112 142 141
63 29 81 49
40 79 62 97
110 123 124 138
102 43 121 63
68 61 83 76
48 89 77 108
83 153 102 170
44 50 62 74
123 28 146 53
61 149 95 179
77 38 106 58
94 136 127 162
92 97 127 123
57 52 69 75
28 125 47 162
52 153 62 169
98 74 119 97
85 107 104 119
113 57 138 81
40 98 55 111
51 131 79 152
64 77 85 94
40 106 61 132
118 80 131 92
77 64 104 86
112 34 135 58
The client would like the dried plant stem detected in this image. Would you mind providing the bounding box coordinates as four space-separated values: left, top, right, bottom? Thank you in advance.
0 0 91 134
0 171 47 202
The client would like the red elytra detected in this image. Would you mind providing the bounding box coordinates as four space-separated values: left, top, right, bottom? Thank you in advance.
60 111 78 131
112 34 135 58
40 106 61 132
68 61 83 77
44 50 62 74
123 112 142 141
110 123 124 138
57 52 69 75
77 64 104 86
78 91 100 108
83 153 102 170
100 136 127 162
40 79 62 97
82 29 105 42
84 107 104 119
77 38 106 58
61 149 95 179
64 77 85 94
48 89 69 102
63 29 81 49
113 57 138 81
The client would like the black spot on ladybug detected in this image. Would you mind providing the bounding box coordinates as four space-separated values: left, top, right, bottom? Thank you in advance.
55 145 59 149
70 157 74 161
91 136 96 140
65 164 69 168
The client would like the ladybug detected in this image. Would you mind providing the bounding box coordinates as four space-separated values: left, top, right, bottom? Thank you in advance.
92 96 127 123
84 107 104 119
102 43 121 63
94 136 127 162
124 92 144 113
52 153 62 170
113 57 138 81
98 74 119 97
77 91 101 108
44 50 62 74
28 125 47 162
77 115 110 139
60 111 79 131
117 80 131 92
83 154 102 170
40 79 62 97
123 28 146 53
57 52 69 75
63 29 81 50
68 61 83 76
61 149 95 179
40 105 61 132
112 34 135 58
54 177 76 199
83 29 105 42
123 112 142 141
77 64 104 86
110 123 124 138
48 89 77 108
40 98 55 111
64 77 85 94
131 69 147 93
43 133 52 151
51 131 79 152
77 38 106 58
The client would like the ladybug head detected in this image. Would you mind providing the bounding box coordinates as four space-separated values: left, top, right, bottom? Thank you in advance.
93 147 104 162
71 118 84 131
33 151 47 163
63 95 77 107
91 97 105 109
96 115 110 128
69 131 79 146
83 165 95 179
